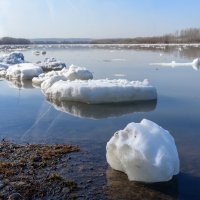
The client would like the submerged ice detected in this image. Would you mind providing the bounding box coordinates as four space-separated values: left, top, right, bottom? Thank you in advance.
106 119 180 183
43 79 157 104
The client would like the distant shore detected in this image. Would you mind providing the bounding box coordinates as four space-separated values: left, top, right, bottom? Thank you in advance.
1 28 200 45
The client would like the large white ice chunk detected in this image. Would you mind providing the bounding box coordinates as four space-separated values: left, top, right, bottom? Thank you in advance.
33 65 93 86
106 119 180 183
38 57 66 70
0 52 24 65
44 79 157 104
6 63 43 80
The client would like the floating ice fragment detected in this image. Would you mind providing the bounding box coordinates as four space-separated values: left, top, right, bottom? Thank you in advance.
150 58 200 70
6 63 43 80
38 57 66 70
114 74 126 77
43 79 157 104
106 119 180 183
0 52 24 65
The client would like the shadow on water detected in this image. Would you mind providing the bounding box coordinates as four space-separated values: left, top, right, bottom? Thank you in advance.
47 99 157 119
106 167 178 200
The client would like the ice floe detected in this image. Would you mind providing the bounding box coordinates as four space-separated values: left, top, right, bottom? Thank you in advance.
48 99 156 119
106 119 180 183
0 52 24 65
6 63 43 80
150 58 200 70
38 57 66 70
43 79 157 104
33 64 93 86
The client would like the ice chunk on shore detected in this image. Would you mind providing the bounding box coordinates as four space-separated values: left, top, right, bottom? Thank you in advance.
150 58 200 70
6 63 43 80
48 99 156 119
38 57 66 70
33 64 93 86
0 52 24 65
106 119 180 183
43 79 157 104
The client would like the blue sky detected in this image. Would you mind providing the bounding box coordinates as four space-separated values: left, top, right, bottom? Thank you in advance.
0 0 199 38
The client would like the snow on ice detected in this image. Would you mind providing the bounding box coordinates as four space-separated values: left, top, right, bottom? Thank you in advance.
106 119 180 183
43 79 157 104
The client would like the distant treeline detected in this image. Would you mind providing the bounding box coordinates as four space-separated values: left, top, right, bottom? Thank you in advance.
92 28 200 44
0 37 31 45
1 28 200 45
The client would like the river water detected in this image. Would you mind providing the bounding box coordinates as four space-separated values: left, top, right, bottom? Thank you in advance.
0 45 199 199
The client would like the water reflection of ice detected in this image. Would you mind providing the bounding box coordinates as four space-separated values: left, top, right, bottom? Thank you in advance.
106 167 178 200
47 99 157 119
6 79 34 89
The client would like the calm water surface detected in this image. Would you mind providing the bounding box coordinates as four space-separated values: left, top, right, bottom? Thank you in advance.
0 46 200 199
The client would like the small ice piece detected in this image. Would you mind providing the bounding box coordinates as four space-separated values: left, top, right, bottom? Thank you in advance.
150 58 200 70
44 79 157 104
33 51 40 56
106 119 180 183
114 74 126 77
41 51 46 55
6 63 43 80
64 64 93 81
0 52 24 65
39 57 66 70
192 58 200 67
